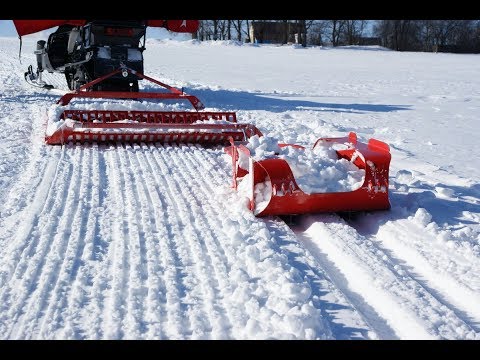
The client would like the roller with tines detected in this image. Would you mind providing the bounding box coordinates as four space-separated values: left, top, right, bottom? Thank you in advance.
13 20 262 146
45 65 262 145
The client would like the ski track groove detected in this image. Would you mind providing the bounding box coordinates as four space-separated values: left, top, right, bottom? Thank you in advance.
125 145 153 338
101 143 132 339
18 144 84 338
78 142 110 339
6 144 80 339
154 143 218 338
144 142 195 338
168 144 233 338
366 218 480 332
132 142 170 338
0 146 62 287
180 144 246 332
146 142 197 338
36 143 94 339
117 144 148 338
264 218 375 340
297 214 479 340
0 146 64 338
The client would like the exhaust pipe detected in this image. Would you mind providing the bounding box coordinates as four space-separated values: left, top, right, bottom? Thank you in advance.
35 40 46 71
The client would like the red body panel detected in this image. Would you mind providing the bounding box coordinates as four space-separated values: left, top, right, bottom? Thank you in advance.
13 20 86 36
226 133 391 217
12 19 198 37
163 20 199 33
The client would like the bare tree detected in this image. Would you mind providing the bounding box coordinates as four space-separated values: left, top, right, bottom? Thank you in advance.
213 20 219 40
227 20 232 40
232 20 243 41
374 20 422 51
296 20 309 47
283 20 289 44
341 20 367 45
308 20 329 45
245 20 252 42
327 20 346 46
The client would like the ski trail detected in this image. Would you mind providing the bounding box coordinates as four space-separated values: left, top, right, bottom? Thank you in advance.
142 143 194 338
0 139 363 339
102 143 130 339
35 143 94 338
153 144 222 338
0 146 62 285
294 214 479 340
152 144 335 339
13 144 82 338
262 217 376 340
116 144 148 337
180 144 247 336
180 144 372 339
71 142 111 339
131 143 171 338
357 215 480 331
0 142 62 337
0 144 77 339
170 144 241 337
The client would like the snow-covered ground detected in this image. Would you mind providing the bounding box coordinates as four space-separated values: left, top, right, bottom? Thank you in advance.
0 35 479 339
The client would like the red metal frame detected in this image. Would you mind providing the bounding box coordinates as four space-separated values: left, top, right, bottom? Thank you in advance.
61 110 236 123
57 67 205 110
226 132 391 217
46 120 262 145
47 66 264 145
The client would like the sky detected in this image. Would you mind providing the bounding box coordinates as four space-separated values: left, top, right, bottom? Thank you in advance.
0 20 17 37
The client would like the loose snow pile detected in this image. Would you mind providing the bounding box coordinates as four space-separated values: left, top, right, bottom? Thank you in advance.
233 135 365 213
277 142 365 194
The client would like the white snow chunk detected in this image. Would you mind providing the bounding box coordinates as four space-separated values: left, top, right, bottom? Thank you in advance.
413 207 433 226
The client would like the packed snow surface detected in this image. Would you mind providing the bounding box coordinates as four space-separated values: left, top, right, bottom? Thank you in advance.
0 35 479 340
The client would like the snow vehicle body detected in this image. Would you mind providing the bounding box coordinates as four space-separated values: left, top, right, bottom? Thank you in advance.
14 19 196 91
14 20 262 146
14 20 391 216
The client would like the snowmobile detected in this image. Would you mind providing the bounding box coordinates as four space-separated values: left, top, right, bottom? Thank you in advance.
17 20 190 91
14 20 263 145
13 20 391 217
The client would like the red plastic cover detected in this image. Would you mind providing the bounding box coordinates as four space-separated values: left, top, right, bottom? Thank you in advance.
13 20 86 36
12 19 199 37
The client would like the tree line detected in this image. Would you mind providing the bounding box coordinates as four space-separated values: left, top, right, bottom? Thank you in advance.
374 20 480 52
193 20 480 53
